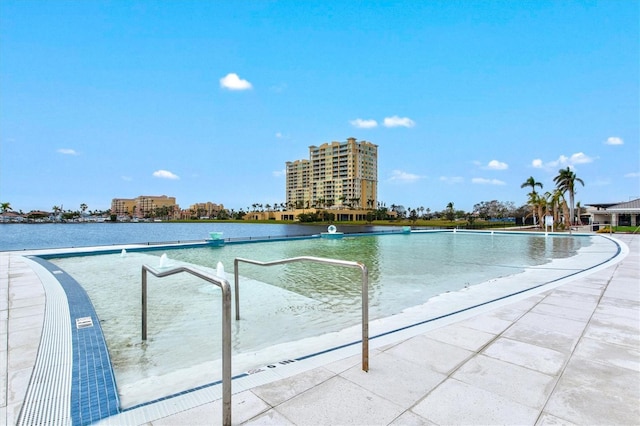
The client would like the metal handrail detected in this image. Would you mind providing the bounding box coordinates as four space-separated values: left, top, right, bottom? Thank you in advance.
233 256 369 372
141 265 232 426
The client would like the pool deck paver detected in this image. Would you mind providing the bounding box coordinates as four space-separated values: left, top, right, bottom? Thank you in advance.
1 233 638 425
1 254 46 426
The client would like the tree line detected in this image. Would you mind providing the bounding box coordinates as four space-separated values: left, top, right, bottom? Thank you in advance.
521 166 584 228
1 166 584 226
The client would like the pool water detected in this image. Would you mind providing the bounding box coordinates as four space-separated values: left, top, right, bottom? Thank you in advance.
48 231 607 407
164 230 586 315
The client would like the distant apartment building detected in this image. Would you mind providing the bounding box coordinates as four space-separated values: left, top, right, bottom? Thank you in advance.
286 137 378 210
110 195 178 219
189 202 225 219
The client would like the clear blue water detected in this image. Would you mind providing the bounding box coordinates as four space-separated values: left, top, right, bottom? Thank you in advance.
161 231 588 315
0 222 395 251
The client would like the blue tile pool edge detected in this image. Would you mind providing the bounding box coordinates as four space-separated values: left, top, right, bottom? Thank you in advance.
27 256 121 425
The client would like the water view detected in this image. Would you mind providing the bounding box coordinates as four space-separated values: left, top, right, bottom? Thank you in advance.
0 222 396 251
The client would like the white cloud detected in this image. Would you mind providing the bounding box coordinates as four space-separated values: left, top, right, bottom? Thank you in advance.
472 177 506 185
272 169 286 177
57 148 78 155
439 176 464 184
152 170 180 180
550 154 570 166
569 152 593 164
219 73 253 90
121 176 133 181
532 152 595 170
605 136 623 145
625 171 640 178
546 152 593 167
350 118 378 129
486 160 508 170
383 116 415 128
388 169 422 183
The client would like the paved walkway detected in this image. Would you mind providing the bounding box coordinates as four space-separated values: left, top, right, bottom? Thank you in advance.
1 234 638 425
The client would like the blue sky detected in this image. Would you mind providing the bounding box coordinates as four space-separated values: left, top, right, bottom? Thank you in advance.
1 0 638 213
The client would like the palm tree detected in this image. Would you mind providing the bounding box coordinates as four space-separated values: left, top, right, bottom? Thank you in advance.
445 202 455 221
575 201 583 225
80 203 88 219
1 202 11 213
548 190 564 226
521 176 543 194
560 193 571 228
543 192 554 227
553 167 584 226
527 192 545 227
521 176 543 226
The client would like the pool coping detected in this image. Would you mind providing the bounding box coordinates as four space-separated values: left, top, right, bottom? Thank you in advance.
16 256 120 426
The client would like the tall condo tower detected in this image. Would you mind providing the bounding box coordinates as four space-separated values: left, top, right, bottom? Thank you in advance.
286 137 378 210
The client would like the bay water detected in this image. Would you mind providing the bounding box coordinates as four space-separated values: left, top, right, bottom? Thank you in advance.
0 222 395 251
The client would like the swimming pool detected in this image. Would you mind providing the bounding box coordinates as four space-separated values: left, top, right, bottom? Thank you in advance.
42 230 622 410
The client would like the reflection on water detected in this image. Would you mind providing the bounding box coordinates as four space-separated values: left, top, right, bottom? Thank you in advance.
49 231 597 406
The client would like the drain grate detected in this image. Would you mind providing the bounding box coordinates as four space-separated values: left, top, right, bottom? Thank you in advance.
76 317 94 329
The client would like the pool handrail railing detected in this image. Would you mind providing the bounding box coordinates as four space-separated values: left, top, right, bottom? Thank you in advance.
234 255 369 372
141 264 232 426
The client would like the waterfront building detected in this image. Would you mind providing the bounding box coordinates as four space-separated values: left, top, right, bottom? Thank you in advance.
110 198 137 218
586 198 640 228
110 195 178 220
188 201 225 219
286 137 378 211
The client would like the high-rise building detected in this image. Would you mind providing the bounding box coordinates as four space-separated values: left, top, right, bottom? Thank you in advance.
286 137 378 210
285 159 311 209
